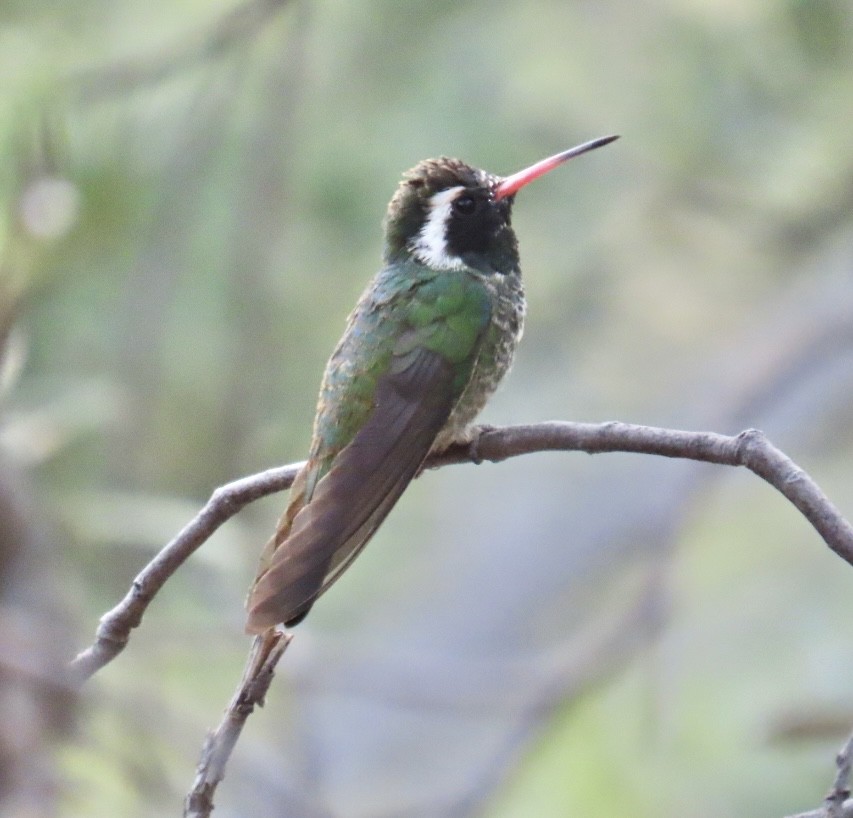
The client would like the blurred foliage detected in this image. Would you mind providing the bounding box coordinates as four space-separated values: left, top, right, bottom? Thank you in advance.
1 0 853 816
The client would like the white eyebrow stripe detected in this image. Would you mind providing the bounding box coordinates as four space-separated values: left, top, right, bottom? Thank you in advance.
409 186 468 270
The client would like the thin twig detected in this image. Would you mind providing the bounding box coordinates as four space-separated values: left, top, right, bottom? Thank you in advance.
828 733 853 818
787 804 853 818
68 422 853 683
184 629 292 818
67 463 301 684
784 731 853 818
432 423 853 566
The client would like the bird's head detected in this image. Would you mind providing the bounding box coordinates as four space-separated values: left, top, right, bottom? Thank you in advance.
383 135 618 275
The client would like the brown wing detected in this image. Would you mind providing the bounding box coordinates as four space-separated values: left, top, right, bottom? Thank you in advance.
245 347 457 633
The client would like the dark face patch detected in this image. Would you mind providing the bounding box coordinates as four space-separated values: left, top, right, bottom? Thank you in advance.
384 158 521 275
444 189 515 271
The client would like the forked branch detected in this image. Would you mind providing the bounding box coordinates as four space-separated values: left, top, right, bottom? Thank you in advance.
68 421 853 684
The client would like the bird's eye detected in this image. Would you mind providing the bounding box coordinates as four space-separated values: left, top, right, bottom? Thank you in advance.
453 195 477 216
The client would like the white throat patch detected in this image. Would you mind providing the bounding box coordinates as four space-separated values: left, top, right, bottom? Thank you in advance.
409 186 468 270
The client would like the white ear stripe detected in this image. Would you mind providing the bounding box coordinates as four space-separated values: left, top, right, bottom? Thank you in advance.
409 186 468 271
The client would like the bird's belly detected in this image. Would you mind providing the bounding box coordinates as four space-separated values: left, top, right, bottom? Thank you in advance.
430 311 522 452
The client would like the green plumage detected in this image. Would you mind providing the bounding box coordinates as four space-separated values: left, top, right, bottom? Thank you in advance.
247 251 524 630
315 261 495 461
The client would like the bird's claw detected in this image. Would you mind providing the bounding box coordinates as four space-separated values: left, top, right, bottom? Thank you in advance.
468 424 494 464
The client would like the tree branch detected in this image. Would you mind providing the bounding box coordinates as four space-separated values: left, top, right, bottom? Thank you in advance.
432 423 853 567
68 421 853 684
64 420 853 816
184 629 292 818
784 731 853 818
67 463 302 684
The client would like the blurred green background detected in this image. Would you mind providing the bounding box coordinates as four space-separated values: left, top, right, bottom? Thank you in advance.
2 1 853 816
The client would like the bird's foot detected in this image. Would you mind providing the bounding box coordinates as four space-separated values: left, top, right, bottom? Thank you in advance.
466 424 494 464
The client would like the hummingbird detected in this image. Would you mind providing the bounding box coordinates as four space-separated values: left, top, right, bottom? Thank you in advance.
245 134 618 633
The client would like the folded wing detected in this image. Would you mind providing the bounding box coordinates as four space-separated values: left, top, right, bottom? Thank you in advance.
245 346 457 632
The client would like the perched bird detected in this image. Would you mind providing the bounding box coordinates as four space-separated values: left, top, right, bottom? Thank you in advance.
245 135 618 633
